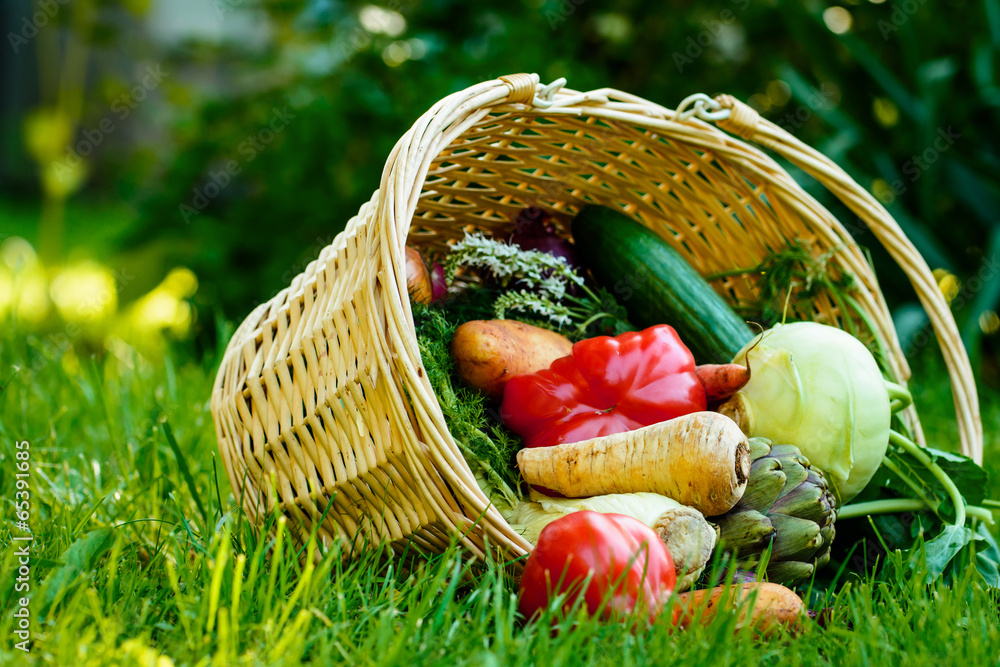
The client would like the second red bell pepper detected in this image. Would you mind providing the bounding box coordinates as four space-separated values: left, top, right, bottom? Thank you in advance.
501 325 707 448
518 510 677 622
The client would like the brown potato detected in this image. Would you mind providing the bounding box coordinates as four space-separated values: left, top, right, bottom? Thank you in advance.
673 582 805 637
406 246 432 305
451 320 572 401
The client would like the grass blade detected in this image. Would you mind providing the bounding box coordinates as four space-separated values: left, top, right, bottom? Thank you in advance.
161 418 210 532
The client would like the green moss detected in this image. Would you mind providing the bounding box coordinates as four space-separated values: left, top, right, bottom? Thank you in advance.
412 305 522 508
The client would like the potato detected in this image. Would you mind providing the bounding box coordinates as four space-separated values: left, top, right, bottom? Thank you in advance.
451 320 572 401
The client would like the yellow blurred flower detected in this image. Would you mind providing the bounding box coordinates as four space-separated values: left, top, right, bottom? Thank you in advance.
0 237 49 324
61 347 82 375
0 271 12 316
873 97 900 128
161 267 198 299
42 158 89 199
134 290 192 336
115 638 175 667
872 178 894 205
50 260 118 325
932 268 961 303
23 108 74 164
15 271 50 324
119 268 199 351
980 310 1000 335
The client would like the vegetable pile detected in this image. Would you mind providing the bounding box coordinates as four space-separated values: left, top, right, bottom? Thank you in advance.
408 204 998 633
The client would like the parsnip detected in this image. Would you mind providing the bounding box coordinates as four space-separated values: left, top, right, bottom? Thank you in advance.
651 507 717 592
516 412 750 516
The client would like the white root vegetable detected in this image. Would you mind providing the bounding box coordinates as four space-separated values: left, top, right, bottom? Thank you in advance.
651 506 718 592
516 412 750 516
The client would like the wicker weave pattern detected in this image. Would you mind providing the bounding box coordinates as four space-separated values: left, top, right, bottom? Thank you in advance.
211 74 982 562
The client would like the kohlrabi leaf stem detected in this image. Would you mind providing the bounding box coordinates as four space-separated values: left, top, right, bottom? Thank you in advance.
885 381 913 412
889 430 967 527
838 498 995 525
880 456 939 511
837 498 926 520
968 505 996 524
839 430 973 528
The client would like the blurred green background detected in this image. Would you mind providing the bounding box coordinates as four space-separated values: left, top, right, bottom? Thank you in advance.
2 0 999 387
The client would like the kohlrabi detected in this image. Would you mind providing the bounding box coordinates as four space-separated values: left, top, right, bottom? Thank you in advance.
720 321 995 585
720 321 909 504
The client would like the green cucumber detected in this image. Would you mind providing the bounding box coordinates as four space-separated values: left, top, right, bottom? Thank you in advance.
572 206 754 364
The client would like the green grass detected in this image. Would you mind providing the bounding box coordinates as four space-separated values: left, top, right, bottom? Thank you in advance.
1 328 998 666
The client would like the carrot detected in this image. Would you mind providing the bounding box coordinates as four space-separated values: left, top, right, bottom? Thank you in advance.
696 362 750 403
673 582 805 637
516 412 750 516
451 320 572 401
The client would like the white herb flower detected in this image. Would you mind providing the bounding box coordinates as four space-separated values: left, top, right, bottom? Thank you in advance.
494 290 574 329
444 231 629 336
446 233 583 303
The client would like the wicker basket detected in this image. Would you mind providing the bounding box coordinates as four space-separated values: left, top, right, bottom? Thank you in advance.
210 73 983 563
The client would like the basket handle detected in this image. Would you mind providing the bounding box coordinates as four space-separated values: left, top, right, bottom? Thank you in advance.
676 93 983 463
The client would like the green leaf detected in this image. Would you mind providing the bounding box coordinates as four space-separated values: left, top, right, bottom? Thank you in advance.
879 444 989 514
921 447 990 507
916 524 974 584
971 522 1000 588
846 442 994 586
41 527 117 616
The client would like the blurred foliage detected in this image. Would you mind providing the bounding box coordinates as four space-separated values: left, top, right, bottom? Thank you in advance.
3 0 1000 381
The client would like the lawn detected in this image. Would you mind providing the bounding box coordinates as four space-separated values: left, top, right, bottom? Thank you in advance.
1 320 998 666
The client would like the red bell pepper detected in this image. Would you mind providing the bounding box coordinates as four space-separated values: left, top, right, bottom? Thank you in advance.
501 325 706 449
518 511 677 621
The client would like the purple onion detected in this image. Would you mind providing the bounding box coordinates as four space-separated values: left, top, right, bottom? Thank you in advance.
507 207 582 271
808 608 836 629
430 263 447 302
729 569 758 585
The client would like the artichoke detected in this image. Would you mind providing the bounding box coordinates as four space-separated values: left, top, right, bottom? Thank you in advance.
711 437 836 585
